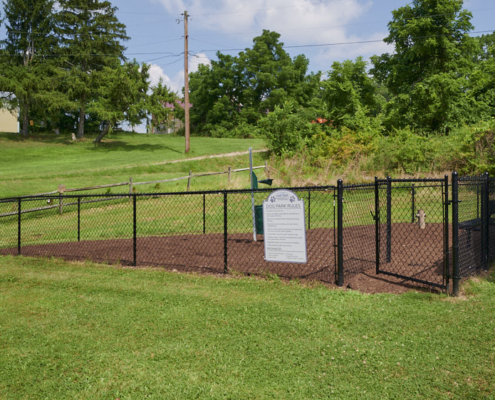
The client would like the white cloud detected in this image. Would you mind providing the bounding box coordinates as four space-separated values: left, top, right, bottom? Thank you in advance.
152 0 390 67
147 53 210 94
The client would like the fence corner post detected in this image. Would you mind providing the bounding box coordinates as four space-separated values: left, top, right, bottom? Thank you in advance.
223 192 228 274
17 197 21 255
386 176 392 263
375 176 380 275
133 194 137 267
337 179 344 287
452 171 460 296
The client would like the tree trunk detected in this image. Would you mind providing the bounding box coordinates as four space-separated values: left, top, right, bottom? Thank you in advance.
21 99 29 137
77 102 85 139
93 121 112 144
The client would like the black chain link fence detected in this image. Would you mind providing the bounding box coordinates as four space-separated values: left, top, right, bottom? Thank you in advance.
1 174 494 294
376 178 448 289
341 183 376 279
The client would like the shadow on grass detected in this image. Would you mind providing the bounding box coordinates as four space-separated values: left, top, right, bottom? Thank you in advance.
93 140 182 154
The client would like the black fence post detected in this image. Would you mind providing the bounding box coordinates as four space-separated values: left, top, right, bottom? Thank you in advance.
452 172 460 296
411 183 415 223
386 176 392 263
484 172 490 270
444 175 450 291
133 194 137 267
308 190 311 230
77 197 81 242
223 192 228 274
203 193 206 235
337 180 344 287
375 177 380 275
17 197 21 255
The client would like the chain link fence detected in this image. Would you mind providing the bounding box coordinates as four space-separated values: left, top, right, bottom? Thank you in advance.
1 174 494 294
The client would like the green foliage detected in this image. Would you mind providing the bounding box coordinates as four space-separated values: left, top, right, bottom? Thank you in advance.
189 30 320 136
0 0 62 136
89 61 150 143
372 0 478 133
323 57 385 130
258 100 321 156
373 128 437 174
56 0 128 138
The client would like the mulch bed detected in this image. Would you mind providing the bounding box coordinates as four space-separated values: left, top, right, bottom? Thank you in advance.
1 224 458 295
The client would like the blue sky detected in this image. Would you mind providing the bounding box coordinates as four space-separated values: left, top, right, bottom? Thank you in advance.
112 0 495 94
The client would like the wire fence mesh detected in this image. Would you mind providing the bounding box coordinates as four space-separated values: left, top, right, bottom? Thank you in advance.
376 179 447 288
342 184 376 279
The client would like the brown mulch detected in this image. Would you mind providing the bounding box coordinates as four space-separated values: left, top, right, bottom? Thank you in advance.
1 223 459 295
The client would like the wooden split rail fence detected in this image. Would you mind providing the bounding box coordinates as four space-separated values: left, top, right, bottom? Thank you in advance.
0 163 269 218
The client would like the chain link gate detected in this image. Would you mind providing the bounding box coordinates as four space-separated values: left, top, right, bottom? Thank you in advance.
375 177 450 290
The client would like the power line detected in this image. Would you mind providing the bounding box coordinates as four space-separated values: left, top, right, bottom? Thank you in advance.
191 30 495 54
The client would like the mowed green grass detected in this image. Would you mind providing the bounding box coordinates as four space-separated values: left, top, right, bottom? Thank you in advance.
0 132 266 197
1 255 494 399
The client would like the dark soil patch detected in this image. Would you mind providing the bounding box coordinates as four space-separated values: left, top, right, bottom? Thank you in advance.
1 224 453 295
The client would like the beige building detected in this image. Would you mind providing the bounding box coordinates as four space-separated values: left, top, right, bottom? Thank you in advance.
0 109 18 133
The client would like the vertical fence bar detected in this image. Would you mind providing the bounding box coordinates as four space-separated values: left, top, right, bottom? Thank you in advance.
59 193 63 215
411 183 415 223
17 197 21 255
133 194 137 267
77 197 81 242
480 175 486 271
444 175 450 290
223 192 228 274
308 190 311 230
484 172 490 270
337 180 344 287
375 177 380 275
386 177 392 263
203 193 206 234
452 172 460 296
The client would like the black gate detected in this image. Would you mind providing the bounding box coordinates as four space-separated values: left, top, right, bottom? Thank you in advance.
375 177 450 290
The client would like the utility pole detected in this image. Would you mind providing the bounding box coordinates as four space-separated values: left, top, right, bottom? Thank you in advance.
183 10 190 153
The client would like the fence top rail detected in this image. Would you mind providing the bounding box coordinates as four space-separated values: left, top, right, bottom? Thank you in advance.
342 183 375 190
377 178 446 183
1 185 338 201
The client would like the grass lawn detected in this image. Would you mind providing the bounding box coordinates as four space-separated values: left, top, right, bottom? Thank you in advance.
1 255 494 399
0 132 266 197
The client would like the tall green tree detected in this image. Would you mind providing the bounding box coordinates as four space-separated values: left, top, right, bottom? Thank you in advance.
0 0 59 136
470 33 495 118
147 79 176 134
188 30 320 135
323 57 384 129
371 0 477 132
56 0 128 138
90 60 149 143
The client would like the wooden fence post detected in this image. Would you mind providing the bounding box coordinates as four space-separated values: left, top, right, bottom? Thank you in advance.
187 171 192 191
129 177 133 201
228 167 232 182
58 184 65 215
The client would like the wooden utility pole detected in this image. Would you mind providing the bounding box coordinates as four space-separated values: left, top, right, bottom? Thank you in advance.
183 10 190 153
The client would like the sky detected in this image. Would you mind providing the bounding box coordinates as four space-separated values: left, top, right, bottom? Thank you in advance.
112 0 495 94
0 0 493 133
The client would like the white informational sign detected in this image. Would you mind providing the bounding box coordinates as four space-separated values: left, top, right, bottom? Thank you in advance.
263 190 307 263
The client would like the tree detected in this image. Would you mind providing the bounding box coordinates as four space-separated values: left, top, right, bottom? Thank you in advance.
323 57 384 129
0 0 59 136
56 0 128 138
147 79 177 134
470 33 495 118
188 30 320 135
371 0 477 132
90 60 149 143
